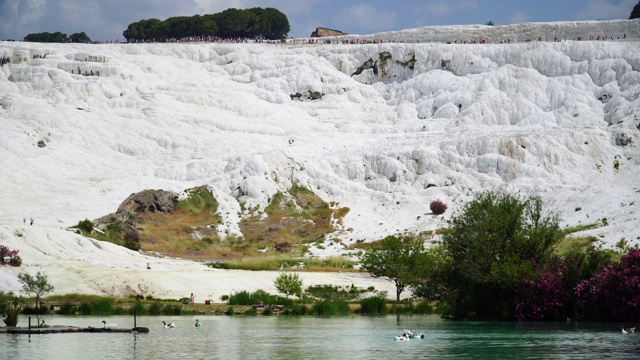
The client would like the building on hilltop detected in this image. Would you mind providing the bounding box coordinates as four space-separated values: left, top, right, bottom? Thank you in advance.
310 27 348 38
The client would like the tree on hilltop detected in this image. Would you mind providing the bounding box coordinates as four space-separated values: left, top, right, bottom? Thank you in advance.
631 1 640 19
69 32 91 43
122 7 289 42
24 32 68 43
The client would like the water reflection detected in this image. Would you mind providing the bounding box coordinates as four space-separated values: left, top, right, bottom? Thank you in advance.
1 315 640 359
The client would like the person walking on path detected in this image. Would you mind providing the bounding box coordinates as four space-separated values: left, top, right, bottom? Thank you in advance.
30 217 34 226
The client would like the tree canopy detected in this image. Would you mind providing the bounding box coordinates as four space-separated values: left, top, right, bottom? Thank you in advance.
23 31 91 43
24 32 69 43
631 1 640 19
416 192 564 320
18 272 54 309
360 235 425 303
123 7 290 42
69 32 91 43
274 272 303 298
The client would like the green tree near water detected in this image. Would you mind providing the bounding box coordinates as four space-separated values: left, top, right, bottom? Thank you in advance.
416 192 563 320
360 235 425 303
18 272 54 309
274 273 303 298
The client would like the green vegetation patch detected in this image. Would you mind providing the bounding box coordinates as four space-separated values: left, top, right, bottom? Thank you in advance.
239 185 350 257
208 256 357 271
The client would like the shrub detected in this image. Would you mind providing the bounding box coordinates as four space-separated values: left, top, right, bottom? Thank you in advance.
228 290 252 305
244 307 258 316
358 296 387 315
2 299 23 326
431 192 563 320
0 245 22 267
124 229 139 242
148 302 162 315
515 263 568 321
576 248 640 322
123 229 140 251
128 301 147 315
275 241 292 252
305 284 362 301
274 273 303 298
124 238 140 251
57 303 76 315
162 304 181 315
7 255 22 267
283 304 309 315
78 302 92 315
413 301 434 314
77 219 94 233
430 200 448 215
312 300 351 315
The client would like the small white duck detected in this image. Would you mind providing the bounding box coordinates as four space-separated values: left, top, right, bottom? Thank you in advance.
395 333 410 341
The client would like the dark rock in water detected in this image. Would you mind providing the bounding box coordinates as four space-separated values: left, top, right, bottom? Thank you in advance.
117 189 177 214
132 327 149 333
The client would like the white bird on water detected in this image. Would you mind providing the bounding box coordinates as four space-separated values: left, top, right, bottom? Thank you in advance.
621 325 635 334
102 321 117 329
163 321 176 328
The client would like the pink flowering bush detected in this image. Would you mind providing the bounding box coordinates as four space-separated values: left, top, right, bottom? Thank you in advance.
0 245 22 267
515 262 568 321
430 200 448 215
515 247 615 321
575 248 640 322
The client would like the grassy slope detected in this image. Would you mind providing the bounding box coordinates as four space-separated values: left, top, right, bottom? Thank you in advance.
84 185 351 266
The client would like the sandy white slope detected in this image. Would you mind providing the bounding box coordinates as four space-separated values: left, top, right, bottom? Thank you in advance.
0 225 395 300
0 21 639 299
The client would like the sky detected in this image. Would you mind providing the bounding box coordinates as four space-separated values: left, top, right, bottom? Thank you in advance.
0 0 637 41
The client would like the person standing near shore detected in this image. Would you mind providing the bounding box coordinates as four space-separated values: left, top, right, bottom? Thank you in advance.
190 293 195 304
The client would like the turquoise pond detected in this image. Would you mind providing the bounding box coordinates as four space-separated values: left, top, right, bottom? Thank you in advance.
2 315 639 359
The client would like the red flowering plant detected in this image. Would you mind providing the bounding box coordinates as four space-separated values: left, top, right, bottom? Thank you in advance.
575 248 640 322
0 245 22 267
430 200 448 215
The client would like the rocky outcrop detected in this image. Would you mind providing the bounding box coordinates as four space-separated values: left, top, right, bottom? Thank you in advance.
93 189 177 229
117 190 177 214
310 27 347 38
